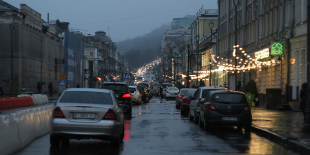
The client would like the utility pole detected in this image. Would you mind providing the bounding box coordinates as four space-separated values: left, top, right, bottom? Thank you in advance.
186 44 190 88
40 35 44 85
303 0 310 131
233 0 239 91
209 21 214 87
10 23 15 96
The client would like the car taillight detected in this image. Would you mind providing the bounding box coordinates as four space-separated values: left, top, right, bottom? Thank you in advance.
102 109 116 120
207 103 216 111
178 96 182 98
167 91 169 93
53 107 65 118
122 93 131 98
197 98 201 107
244 104 251 112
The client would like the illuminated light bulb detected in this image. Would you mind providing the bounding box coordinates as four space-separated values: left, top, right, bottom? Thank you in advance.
239 47 243 50
221 58 224 60
244 53 247 56
239 62 242 64
247 55 250 58
236 45 240 47
217 56 219 59
236 57 239 59
232 71 234 73
242 50 245 53
243 70 245 72
249 58 252 60
226 59 228 61
233 45 236 48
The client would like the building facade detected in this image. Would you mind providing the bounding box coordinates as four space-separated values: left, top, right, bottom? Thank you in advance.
218 0 307 109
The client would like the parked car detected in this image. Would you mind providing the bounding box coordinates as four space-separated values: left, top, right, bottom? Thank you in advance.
175 88 189 109
189 87 227 123
50 88 124 147
129 86 142 105
152 86 159 96
162 83 174 97
138 82 152 99
137 85 149 103
180 89 197 115
101 82 132 116
165 87 179 100
198 90 252 132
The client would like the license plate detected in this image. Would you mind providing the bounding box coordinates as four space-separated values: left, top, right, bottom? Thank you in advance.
222 117 237 121
72 113 96 119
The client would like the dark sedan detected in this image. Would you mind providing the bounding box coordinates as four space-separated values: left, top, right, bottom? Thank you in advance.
175 88 189 109
198 90 252 133
180 89 197 115
137 85 149 103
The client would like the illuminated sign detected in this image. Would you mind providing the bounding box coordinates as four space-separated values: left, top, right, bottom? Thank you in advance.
290 59 296 64
271 43 283 55
255 48 270 61
193 71 207 73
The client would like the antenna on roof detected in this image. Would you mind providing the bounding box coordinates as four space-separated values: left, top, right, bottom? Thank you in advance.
108 26 110 38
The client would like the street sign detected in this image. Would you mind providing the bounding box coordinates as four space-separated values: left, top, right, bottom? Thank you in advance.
59 73 66 80
129 80 134 86
58 86 65 93
165 67 168 71
124 73 132 80
59 80 66 86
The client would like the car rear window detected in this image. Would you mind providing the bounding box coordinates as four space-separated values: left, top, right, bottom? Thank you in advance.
59 91 113 104
129 88 136 92
179 89 187 95
168 87 178 90
211 93 247 104
202 89 223 98
187 90 195 97
101 84 127 93
138 83 149 88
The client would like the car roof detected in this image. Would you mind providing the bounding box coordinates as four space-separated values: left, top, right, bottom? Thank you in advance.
65 88 111 93
102 82 127 85
129 86 138 88
209 90 245 95
200 87 228 90
180 88 190 90
186 88 197 91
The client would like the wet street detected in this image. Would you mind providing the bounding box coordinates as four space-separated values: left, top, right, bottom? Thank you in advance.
14 97 298 155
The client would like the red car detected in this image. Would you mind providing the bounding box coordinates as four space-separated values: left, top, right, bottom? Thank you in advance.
180 89 197 115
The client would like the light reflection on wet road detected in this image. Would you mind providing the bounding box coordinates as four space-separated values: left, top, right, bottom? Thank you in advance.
14 98 299 155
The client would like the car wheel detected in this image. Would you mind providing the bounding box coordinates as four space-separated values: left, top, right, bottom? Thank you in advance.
244 125 251 133
176 104 180 109
194 113 199 124
50 135 60 147
188 110 193 121
111 136 120 147
199 115 203 128
62 138 70 147
203 117 209 131
180 106 184 115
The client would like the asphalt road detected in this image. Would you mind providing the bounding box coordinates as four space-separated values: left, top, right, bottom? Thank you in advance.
13 97 299 155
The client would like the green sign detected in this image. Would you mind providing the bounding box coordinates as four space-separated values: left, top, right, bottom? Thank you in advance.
255 48 271 61
271 42 283 55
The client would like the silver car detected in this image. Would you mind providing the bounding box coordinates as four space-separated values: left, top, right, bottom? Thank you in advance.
50 88 124 147
165 87 179 100
129 86 142 105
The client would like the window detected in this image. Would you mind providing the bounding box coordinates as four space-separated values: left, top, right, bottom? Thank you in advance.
101 84 128 93
90 52 93 57
211 93 247 104
59 91 113 104
129 88 136 93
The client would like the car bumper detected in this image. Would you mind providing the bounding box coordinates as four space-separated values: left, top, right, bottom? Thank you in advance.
166 94 178 98
182 104 190 110
131 96 140 102
51 119 122 139
205 113 252 126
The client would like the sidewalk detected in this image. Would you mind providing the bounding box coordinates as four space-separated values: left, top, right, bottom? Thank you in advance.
251 107 310 154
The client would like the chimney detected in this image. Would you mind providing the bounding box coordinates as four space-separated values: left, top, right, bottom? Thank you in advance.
47 13 49 23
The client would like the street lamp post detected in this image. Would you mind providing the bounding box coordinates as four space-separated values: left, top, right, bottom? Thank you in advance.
10 23 15 96
39 35 44 85
209 21 214 87
186 44 190 88
233 0 240 91
196 36 199 87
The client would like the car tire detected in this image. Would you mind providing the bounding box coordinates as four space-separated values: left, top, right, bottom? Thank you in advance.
62 138 70 147
244 125 251 133
111 136 120 147
199 115 203 128
176 104 180 109
188 110 193 121
203 117 209 131
50 135 60 147
180 106 184 115
194 113 199 124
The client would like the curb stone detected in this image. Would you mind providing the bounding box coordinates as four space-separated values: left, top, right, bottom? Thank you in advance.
251 124 310 154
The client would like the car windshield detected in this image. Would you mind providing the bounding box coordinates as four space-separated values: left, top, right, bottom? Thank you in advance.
211 93 247 104
168 87 178 90
59 91 113 104
101 84 127 93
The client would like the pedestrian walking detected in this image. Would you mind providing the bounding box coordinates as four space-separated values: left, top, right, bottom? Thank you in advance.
0 84 3 96
37 83 42 94
48 82 53 97
76 83 80 88
159 85 163 100
300 83 308 118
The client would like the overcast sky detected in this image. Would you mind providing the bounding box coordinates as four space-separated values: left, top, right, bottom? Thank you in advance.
10 0 217 42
